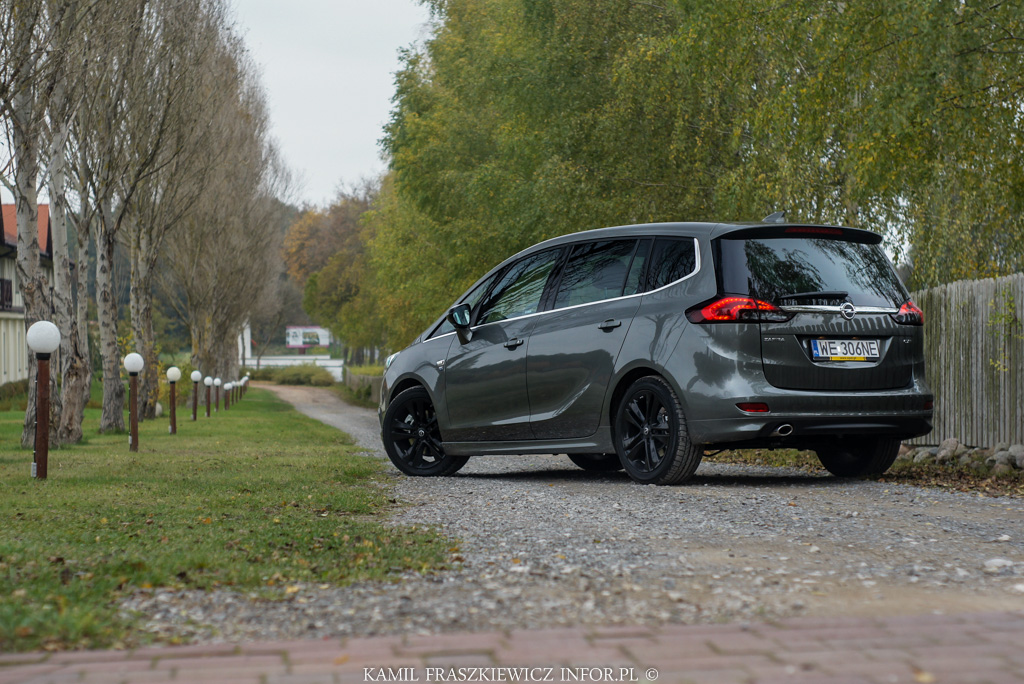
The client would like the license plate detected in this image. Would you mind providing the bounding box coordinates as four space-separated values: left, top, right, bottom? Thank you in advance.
810 338 880 361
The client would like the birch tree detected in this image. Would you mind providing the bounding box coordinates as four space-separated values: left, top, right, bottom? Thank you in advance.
126 0 230 418
72 0 194 432
44 0 101 444
159 49 292 383
0 0 83 446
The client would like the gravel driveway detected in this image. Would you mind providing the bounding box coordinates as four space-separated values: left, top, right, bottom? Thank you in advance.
123 385 1024 643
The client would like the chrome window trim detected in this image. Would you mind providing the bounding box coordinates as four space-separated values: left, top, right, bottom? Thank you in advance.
467 237 701 331
778 304 899 314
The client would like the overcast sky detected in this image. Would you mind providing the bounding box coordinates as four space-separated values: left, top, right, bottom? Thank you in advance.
230 0 432 207
0 2 431 207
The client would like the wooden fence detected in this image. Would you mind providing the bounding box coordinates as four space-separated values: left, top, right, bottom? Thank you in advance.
907 273 1024 447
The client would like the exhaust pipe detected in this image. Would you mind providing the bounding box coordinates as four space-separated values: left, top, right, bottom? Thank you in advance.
771 424 794 437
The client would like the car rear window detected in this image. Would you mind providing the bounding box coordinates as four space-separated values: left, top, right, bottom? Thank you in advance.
715 236 907 308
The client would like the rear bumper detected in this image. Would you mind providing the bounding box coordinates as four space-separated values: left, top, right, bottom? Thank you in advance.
688 388 933 446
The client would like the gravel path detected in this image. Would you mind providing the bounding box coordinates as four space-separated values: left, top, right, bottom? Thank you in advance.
122 385 1024 643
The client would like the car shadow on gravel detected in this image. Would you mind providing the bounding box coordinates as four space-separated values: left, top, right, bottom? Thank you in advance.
451 467 841 489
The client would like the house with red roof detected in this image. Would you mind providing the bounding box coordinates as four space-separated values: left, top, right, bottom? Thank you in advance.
0 204 53 385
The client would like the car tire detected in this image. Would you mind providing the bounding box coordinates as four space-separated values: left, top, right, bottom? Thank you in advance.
381 386 469 477
814 437 901 478
613 375 702 485
567 453 623 472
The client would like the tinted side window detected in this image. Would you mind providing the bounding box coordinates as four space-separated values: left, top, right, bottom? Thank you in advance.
477 249 562 325
647 238 697 290
430 271 502 338
623 239 651 296
553 240 637 309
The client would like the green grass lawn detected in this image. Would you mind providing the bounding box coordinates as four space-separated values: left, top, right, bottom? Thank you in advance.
0 388 448 652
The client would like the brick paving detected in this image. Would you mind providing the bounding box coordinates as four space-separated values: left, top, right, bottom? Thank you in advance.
2 612 1023 684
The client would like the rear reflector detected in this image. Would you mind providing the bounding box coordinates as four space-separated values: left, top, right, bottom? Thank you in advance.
924 400 934 410
736 402 770 413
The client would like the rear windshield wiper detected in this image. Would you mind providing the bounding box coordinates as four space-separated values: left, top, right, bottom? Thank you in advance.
777 290 849 301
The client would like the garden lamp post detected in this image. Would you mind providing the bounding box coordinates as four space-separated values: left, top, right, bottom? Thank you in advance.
214 377 221 412
204 376 213 417
245 373 250 397
224 382 232 410
124 353 145 452
167 367 181 434
26 321 60 480
191 370 202 420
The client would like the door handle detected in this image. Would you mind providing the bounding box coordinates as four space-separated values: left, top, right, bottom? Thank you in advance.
598 319 622 331
503 337 524 350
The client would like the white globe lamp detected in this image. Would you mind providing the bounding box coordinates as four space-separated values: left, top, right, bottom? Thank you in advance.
123 353 144 452
26 321 60 479
123 353 145 375
27 321 61 356
166 367 181 434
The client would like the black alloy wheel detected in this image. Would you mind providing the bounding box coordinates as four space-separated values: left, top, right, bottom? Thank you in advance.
614 376 702 485
381 387 469 476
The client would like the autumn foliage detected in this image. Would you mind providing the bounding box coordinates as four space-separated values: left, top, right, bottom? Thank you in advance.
297 0 1024 353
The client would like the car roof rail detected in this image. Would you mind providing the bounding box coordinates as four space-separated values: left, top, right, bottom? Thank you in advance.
762 210 787 223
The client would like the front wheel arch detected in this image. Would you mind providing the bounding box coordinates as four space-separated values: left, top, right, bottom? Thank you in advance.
389 378 426 406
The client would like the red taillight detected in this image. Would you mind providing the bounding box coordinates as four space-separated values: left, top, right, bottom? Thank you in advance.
924 400 934 410
891 300 924 326
686 297 792 323
736 402 770 413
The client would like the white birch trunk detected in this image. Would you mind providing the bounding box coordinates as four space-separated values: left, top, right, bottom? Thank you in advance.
97 198 125 432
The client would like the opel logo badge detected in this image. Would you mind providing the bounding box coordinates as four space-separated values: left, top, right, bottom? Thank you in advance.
840 302 856 320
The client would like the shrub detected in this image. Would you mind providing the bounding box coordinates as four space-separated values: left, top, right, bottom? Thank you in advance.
0 379 29 402
157 363 195 408
346 364 385 377
274 364 335 387
242 367 279 381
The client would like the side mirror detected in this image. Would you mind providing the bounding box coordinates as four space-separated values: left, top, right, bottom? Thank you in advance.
447 304 472 344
